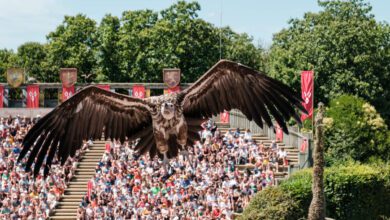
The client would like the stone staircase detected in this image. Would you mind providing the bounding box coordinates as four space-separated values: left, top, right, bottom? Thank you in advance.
50 141 106 220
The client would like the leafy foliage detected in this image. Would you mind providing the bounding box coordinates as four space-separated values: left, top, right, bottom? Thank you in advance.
17 42 47 82
242 164 390 220
96 14 121 82
0 1 265 84
239 187 301 220
0 49 14 82
324 95 390 165
268 0 390 122
45 14 98 83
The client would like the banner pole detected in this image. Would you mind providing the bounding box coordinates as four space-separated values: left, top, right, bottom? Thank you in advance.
311 71 315 134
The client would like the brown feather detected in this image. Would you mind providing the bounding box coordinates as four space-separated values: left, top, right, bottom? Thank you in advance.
18 86 153 175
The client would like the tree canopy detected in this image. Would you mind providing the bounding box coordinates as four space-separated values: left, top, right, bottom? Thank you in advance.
268 0 390 122
0 1 265 84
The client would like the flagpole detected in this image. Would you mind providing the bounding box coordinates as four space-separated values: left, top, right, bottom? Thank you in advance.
311 70 315 134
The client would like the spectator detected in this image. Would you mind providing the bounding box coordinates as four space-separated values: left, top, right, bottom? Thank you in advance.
0 115 87 220
79 120 286 219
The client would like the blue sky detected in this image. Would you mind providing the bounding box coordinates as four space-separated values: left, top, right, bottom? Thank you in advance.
0 0 389 50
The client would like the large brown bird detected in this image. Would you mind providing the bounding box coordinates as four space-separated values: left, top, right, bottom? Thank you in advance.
18 60 306 176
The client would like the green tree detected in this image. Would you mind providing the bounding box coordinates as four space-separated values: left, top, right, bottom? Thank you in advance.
324 95 390 164
96 14 121 82
268 0 390 122
17 42 47 82
0 49 15 82
45 14 98 82
5 1 266 85
118 9 159 82
221 27 265 72
152 1 221 82
115 1 265 83
117 1 221 83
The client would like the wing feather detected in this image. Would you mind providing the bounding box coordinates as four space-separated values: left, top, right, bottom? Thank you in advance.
181 60 306 133
18 86 153 176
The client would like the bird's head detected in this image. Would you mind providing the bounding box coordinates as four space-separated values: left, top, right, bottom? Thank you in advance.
161 102 175 120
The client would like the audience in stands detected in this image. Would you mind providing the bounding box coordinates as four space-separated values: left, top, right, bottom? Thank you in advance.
79 119 286 220
0 115 86 220
0 115 286 219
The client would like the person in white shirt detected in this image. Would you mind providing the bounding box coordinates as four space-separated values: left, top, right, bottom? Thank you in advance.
244 129 252 141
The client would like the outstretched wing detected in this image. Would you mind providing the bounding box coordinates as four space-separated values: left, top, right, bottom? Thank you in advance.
18 86 154 177
181 60 306 133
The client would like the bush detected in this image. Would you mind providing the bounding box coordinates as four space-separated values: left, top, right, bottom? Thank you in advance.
241 164 390 220
239 187 301 220
324 95 390 165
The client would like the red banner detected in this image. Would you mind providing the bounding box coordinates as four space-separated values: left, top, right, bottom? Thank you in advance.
105 143 111 152
87 180 93 201
27 85 39 108
167 86 180 94
133 85 145 98
0 85 3 108
220 111 229 123
62 85 74 102
301 71 314 121
97 85 110 91
276 124 283 142
300 139 308 153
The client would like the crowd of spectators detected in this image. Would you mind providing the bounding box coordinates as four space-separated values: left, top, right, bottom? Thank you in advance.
79 120 288 220
0 115 86 219
0 115 288 219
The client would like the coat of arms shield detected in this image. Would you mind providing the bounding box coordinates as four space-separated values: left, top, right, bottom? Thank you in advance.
6 68 24 88
163 68 181 88
60 68 77 88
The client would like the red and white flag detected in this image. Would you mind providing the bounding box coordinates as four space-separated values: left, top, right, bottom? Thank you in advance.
62 85 74 102
133 85 145 98
97 84 110 91
301 71 314 121
300 139 308 153
0 85 3 108
87 180 93 201
276 124 283 142
27 85 39 108
220 111 229 123
105 142 111 152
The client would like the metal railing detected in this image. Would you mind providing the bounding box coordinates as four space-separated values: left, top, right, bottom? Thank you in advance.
0 82 192 90
0 82 193 108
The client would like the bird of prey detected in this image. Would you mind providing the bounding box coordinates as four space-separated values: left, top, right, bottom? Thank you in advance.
18 60 306 176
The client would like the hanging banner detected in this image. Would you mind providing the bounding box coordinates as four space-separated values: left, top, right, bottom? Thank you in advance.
105 142 111 152
2 88 8 107
163 68 181 88
62 85 75 102
97 84 110 91
87 180 93 201
27 85 39 108
0 85 3 108
167 86 180 94
276 124 283 142
6 68 24 88
301 71 314 121
220 111 229 123
132 85 145 98
300 139 308 153
60 68 77 88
